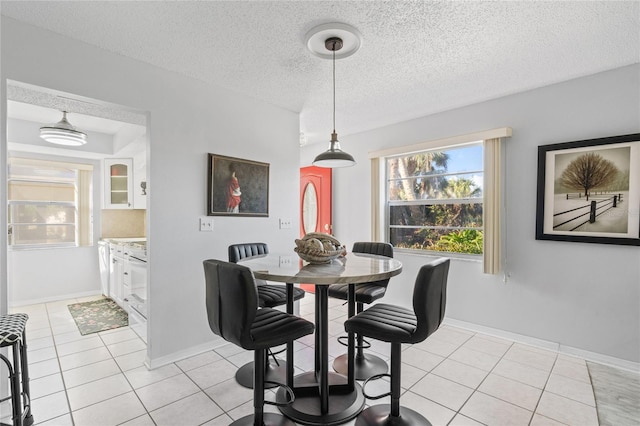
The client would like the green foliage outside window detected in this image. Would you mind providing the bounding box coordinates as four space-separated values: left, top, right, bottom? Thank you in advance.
387 144 483 255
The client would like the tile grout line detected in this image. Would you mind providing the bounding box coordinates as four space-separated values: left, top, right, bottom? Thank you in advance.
445 331 504 426
528 352 560 426
45 298 76 426
97 328 156 426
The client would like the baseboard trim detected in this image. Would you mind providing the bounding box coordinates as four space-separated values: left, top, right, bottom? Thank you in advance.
443 318 639 373
10 291 103 308
147 338 228 370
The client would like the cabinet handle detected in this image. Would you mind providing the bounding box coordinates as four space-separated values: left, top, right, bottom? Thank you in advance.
124 272 128 275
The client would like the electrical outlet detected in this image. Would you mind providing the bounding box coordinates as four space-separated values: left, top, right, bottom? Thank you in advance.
279 218 292 229
279 256 292 267
199 217 214 232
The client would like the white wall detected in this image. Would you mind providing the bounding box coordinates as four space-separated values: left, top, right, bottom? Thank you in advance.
302 64 640 366
1 17 301 366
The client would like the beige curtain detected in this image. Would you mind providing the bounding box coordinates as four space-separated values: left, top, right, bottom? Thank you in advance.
370 158 381 241
483 138 502 274
77 169 93 247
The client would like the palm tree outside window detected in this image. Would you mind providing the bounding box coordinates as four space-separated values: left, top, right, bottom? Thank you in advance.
386 143 484 254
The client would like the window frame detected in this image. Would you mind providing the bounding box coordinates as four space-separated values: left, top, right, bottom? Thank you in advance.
8 157 93 250
384 142 485 257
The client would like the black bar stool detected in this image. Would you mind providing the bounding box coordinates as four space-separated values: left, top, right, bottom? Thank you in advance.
345 258 450 426
204 259 314 426
0 313 34 426
228 243 306 389
328 242 393 380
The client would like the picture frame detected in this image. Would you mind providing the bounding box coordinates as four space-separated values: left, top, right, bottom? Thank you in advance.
535 133 640 246
207 153 269 217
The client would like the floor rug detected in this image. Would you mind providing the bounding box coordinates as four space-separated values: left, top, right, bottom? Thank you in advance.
68 298 128 335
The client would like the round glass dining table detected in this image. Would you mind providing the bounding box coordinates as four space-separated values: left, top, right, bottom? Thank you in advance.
239 252 402 425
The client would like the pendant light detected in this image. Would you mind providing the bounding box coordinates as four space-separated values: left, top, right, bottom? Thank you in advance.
40 111 87 146
312 36 356 168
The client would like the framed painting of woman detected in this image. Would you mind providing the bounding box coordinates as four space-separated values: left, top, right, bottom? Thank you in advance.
207 153 269 217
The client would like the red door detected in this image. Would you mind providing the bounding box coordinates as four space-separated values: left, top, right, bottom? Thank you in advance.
300 166 332 235
300 166 332 292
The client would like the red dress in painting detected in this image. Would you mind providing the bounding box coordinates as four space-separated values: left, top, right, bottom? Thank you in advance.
227 174 241 213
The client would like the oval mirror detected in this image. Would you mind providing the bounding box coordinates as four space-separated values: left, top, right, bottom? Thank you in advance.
302 182 318 234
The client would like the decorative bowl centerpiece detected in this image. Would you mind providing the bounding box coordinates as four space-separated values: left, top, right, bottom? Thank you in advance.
295 232 346 264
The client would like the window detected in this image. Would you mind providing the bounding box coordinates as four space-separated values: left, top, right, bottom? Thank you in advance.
370 128 511 274
8 158 93 248
386 143 484 254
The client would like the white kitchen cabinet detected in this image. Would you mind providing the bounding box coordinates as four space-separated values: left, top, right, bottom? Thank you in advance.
107 241 145 311
108 242 131 309
109 245 125 306
104 158 133 209
122 255 131 305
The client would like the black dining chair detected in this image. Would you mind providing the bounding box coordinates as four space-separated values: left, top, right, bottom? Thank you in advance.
204 259 314 426
228 243 306 389
344 258 450 426
328 242 393 380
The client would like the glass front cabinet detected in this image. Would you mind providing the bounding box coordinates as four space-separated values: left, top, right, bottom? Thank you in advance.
104 158 134 209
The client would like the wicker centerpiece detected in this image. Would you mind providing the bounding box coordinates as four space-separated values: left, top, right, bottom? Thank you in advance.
295 232 346 264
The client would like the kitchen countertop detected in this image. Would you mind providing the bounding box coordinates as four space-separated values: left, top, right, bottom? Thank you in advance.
101 237 146 244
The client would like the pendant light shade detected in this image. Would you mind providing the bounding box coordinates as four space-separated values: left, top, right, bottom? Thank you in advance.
40 111 87 146
312 36 356 168
313 131 355 167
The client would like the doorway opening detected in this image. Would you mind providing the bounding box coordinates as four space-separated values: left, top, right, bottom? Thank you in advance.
4 80 150 346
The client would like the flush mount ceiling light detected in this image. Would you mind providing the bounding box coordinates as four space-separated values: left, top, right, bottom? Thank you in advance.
39 111 87 146
307 23 360 168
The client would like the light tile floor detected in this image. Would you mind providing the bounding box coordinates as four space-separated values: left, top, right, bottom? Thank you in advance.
1 293 637 425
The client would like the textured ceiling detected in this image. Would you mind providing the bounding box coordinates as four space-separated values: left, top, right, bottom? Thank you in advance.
2 1 639 146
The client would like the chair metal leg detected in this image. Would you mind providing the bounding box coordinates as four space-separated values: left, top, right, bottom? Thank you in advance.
390 343 401 417
254 349 265 424
11 343 22 426
333 300 388 380
355 343 431 426
19 332 33 426
235 355 286 389
230 348 295 426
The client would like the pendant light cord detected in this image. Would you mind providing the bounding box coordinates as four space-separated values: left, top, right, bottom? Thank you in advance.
332 41 336 134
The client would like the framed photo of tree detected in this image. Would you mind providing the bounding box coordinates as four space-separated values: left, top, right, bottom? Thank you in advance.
536 133 640 246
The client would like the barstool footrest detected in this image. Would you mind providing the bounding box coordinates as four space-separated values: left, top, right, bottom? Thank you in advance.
269 346 286 361
337 334 371 349
263 381 295 407
361 373 392 400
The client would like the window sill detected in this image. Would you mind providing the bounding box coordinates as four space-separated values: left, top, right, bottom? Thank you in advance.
8 244 92 252
394 248 482 263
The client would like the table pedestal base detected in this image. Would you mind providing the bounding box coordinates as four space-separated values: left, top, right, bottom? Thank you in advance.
277 372 365 426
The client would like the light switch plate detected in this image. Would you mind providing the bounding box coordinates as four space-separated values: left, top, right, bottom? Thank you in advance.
200 217 214 232
279 256 292 267
279 218 292 229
